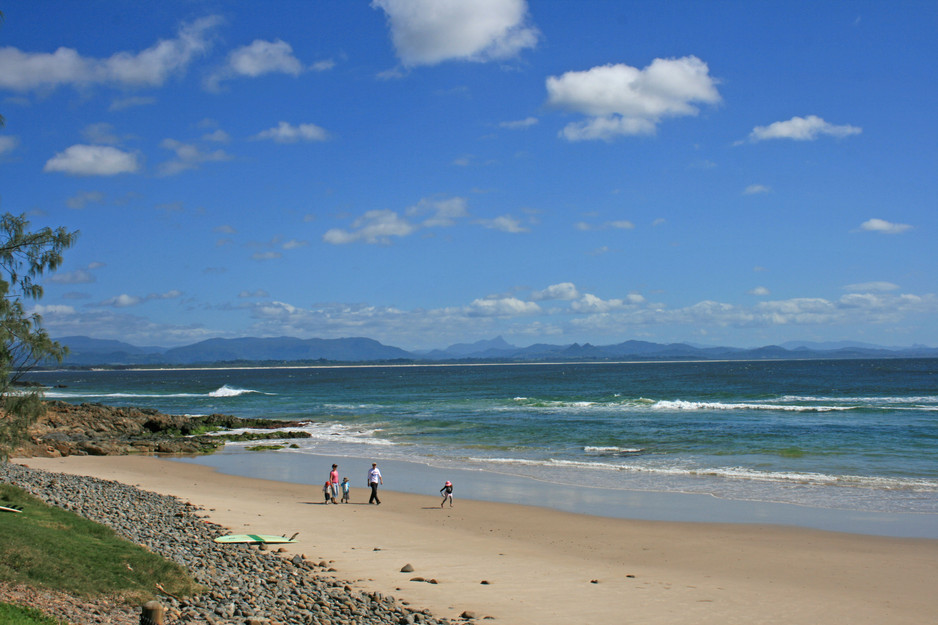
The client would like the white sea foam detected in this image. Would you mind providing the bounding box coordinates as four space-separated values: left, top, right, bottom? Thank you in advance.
208 385 261 398
651 399 853 412
583 446 644 454
464 454 938 493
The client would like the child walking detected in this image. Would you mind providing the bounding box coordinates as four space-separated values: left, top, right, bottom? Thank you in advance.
440 480 454 508
323 481 332 504
341 477 350 503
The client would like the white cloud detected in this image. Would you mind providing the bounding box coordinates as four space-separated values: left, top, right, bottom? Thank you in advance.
546 56 721 141
407 196 468 227
576 219 635 231
202 129 231 143
324 209 418 245
743 184 770 195
44 145 140 176
0 16 221 92
49 262 104 285
103 294 143 308
532 283 580 301
843 281 899 293
0 136 20 156
860 218 911 234
500 116 538 129
206 39 305 90
570 293 645 314
101 289 183 308
748 286 770 296
480 214 528 233
312 59 336 72
158 139 232 176
325 196 470 245
748 115 861 142
254 121 330 143
372 0 539 66
468 296 541 317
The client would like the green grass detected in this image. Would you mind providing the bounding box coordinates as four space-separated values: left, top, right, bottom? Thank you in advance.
0 602 66 625
0 483 203 606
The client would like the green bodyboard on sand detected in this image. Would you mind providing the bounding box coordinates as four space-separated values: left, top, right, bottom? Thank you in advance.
214 534 297 544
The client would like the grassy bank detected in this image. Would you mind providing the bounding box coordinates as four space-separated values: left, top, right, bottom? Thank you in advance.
0 482 201 614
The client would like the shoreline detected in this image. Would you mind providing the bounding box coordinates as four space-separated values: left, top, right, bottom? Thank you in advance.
15 454 938 625
174 448 938 539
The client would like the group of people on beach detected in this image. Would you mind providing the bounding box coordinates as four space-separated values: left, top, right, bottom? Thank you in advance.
321 461 454 508
322 461 383 504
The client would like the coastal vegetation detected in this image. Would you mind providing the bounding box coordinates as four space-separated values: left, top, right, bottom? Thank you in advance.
0 603 62 625
0 214 77 461
0 483 201 604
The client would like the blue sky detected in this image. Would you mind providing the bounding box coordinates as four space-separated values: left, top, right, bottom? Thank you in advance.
1 0 936 350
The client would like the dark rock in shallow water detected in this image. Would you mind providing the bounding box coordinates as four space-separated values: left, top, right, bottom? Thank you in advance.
0 462 449 625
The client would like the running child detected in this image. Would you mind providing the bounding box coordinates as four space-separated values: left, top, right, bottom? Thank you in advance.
440 480 454 508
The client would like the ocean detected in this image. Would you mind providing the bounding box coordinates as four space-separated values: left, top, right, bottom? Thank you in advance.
25 358 938 534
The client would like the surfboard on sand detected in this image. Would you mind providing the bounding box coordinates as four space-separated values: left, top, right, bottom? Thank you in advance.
0 504 23 513
214 533 297 544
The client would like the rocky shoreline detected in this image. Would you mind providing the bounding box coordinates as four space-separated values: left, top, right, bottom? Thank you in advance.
15 401 311 458
1 462 461 625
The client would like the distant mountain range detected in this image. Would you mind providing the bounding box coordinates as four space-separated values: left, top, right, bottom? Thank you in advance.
49 335 938 367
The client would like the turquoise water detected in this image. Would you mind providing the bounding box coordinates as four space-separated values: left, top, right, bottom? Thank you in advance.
27 358 938 515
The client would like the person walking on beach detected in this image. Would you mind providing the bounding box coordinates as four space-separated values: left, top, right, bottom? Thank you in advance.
322 480 332 504
367 462 383 505
341 477 350 503
440 480 453 508
329 464 339 504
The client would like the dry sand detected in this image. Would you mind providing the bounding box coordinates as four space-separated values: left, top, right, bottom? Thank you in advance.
18 455 938 625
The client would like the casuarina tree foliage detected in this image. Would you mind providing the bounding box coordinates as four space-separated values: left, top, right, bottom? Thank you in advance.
0 213 77 460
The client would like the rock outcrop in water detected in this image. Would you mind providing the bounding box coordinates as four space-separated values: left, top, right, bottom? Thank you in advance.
14 401 309 458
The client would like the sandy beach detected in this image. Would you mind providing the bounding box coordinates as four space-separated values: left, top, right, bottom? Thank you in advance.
17 455 938 625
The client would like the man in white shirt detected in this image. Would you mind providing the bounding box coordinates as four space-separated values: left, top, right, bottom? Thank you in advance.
367 462 383 505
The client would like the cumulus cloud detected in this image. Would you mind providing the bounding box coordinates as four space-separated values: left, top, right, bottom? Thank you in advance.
532 283 580 301
747 115 861 142
102 290 183 308
546 56 721 141
0 16 221 92
747 286 770 296
324 196 471 245
468 296 541 317
254 121 330 143
372 0 539 67
206 39 305 90
158 139 232 176
407 197 468 227
743 184 770 195
570 293 643 313
859 218 911 234
324 209 418 245
44 145 140 176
